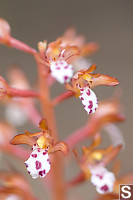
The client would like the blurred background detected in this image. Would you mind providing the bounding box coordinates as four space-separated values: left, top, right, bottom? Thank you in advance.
0 0 133 199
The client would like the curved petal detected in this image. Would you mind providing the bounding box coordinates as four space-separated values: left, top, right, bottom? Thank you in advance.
80 42 99 57
91 74 119 88
10 134 36 147
101 145 122 166
25 130 43 137
39 118 48 130
63 46 80 61
49 141 69 155
86 64 97 73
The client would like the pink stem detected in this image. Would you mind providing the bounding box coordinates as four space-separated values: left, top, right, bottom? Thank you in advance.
35 56 66 200
52 91 74 106
2 145 30 160
9 88 39 98
66 123 94 148
9 37 37 55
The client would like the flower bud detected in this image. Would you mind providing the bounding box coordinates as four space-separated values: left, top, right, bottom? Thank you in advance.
0 18 11 43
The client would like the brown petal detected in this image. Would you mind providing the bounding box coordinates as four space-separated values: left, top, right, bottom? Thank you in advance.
63 46 80 61
25 130 43 137
91 74 119 88
82 133 101 155
101 145 122 166
39 118 48 130
0 187 35 200
86 64 97 73
0 172 32 194
10 134 36 147
80 42 99 57
49 141 69 155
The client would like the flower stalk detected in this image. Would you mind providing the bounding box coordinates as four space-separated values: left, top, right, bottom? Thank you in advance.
35 56 66 200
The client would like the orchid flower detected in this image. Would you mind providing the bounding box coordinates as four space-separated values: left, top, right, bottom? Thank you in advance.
10 119 68 179
38 39 80 84
66 65 119 114
72 133 122 194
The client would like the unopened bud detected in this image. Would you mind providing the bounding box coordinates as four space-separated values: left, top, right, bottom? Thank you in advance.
0 18 11 43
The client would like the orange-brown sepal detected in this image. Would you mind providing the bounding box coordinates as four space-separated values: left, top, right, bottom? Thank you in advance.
49 141 69 155
91 74 119 88
10 133 36 147
71 65 119 90
39 118 48 130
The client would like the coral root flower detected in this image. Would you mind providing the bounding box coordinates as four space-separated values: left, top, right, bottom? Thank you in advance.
72 133 122 194
10 119 68 179
38 40 80 84
66 65 119 114
90 166 116 194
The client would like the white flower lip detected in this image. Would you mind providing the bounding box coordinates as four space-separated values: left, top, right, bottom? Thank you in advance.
79 86 98 114
90 166 116 194
50 60 73 84
25 145 51 179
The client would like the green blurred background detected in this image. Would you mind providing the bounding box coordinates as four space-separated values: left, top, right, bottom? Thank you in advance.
0 1 133 199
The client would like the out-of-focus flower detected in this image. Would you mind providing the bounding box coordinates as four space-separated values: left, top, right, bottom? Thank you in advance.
5 103 28 126
0 122 29 160
90 166 116 194
38 39 80 84
0 171 37 200
72 133 122 194
66 65 119 114
57 28 99 71
0 67 40 126
96 172 133 200
58 28 99 57
87 98 125 136
10 119 68 179
72 58 92 72
0 122 16 149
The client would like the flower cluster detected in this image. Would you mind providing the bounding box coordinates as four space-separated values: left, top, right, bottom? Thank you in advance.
71 127 123 194
0 18 130 200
